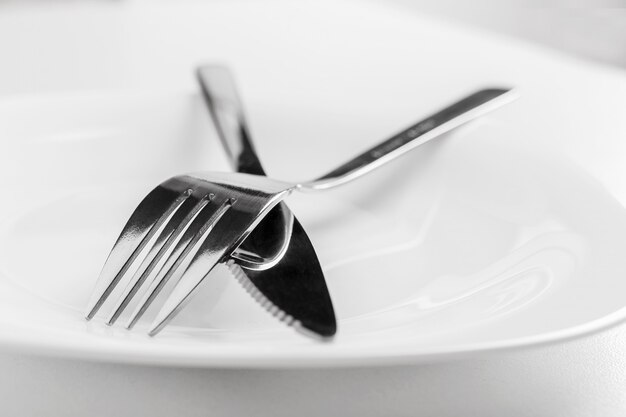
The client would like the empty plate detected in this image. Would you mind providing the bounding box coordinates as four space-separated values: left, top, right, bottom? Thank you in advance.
0 91 625 367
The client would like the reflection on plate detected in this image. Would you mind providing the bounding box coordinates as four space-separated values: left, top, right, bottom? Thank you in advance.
1 92 626 367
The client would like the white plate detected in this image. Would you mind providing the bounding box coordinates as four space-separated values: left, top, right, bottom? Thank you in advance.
0 90 625 368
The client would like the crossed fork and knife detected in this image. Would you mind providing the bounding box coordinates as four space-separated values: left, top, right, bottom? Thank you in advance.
85 66 515 338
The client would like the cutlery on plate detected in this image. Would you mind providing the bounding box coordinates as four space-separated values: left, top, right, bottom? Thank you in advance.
197 66 337 338
85 85 515 336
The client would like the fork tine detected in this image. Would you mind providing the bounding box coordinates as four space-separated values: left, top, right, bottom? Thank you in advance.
85 177 195 320
147 179 295 336
124 195 234 329
105 190 214 325
147 205 269 336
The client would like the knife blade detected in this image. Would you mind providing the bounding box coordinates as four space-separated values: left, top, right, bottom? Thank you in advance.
197 66 337 338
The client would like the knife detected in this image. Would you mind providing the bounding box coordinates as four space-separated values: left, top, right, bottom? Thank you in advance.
196 66 337 338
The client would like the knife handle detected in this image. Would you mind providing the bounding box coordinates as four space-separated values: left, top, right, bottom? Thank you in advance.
197 66 266 176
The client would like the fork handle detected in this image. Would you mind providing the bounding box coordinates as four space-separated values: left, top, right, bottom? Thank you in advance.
197 66 266 176
198 67 516 192
301 88 516 191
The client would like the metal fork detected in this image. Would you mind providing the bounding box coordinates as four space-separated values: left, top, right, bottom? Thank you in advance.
85 87 515 336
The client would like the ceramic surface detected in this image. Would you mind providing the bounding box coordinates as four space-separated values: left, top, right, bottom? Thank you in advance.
0 91 624 367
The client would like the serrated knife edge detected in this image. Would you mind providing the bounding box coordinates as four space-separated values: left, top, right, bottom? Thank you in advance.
226 259 300 328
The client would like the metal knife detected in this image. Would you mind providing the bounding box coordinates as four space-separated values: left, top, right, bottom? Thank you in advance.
196 66 337 338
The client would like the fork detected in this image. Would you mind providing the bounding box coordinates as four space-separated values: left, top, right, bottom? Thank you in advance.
85 86 516 336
